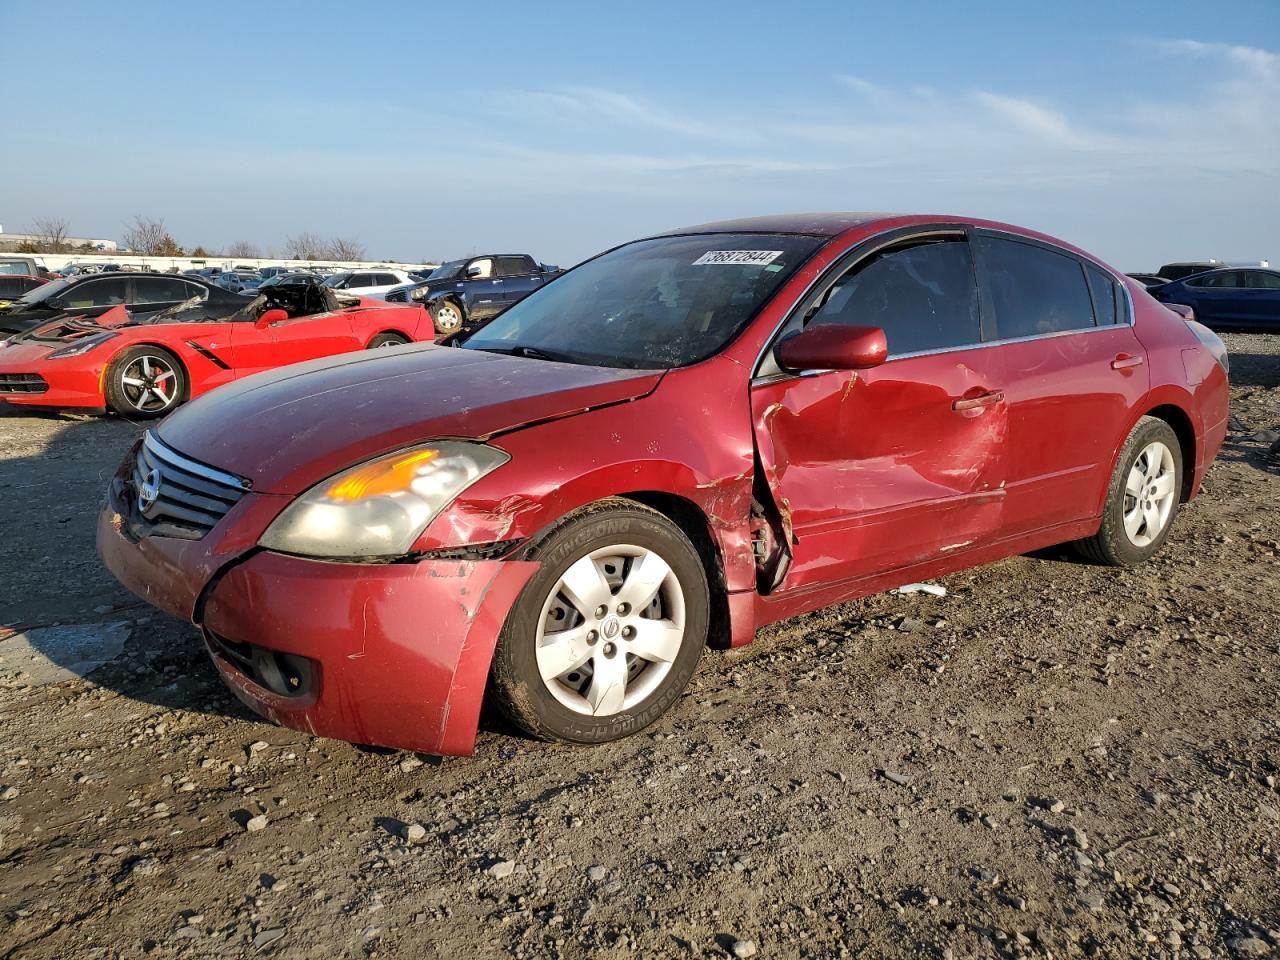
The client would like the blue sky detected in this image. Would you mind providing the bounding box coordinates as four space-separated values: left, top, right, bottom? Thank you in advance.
2 0 1277 269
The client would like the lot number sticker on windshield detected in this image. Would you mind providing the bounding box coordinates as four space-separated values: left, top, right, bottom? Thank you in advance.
692 250 784 266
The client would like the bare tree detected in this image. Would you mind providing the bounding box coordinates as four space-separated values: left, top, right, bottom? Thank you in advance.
327 236 366 262
225 240 261 258
30 216 71 253
121 216 184 256
285 232 327 260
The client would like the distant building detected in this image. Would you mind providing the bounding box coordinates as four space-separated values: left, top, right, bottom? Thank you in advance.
0 225 119 252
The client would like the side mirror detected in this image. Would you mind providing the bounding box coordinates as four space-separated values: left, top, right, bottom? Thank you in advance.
465 265 484 278
255 308 289 329
776 324 888 372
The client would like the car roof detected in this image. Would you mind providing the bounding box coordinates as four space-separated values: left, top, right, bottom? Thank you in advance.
656 213 896 237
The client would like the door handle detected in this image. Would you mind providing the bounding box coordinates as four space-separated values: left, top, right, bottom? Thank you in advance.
1111 353 1145 370
952 389 1004 411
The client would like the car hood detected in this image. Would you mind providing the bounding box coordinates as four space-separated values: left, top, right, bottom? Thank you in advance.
157 344 665 495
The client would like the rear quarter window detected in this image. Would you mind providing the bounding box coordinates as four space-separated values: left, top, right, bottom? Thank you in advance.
1085 264 1121 325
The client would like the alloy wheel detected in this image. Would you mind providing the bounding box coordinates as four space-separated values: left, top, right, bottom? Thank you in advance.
535 545 686 717
1122 440 1176 547
119 355 178 413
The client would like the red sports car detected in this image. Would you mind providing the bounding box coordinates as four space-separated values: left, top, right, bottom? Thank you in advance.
0 278 433 417
99 214 1229 756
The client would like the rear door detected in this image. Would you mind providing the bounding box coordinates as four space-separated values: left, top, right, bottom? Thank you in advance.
751 231 1009 591
973 232 1149 536
1182 270 1247 327
495 255 544 307
132 276 203 316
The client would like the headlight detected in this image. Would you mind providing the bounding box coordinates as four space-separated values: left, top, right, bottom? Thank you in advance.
258 441 509 559
410 286 427 301
46 331 119 359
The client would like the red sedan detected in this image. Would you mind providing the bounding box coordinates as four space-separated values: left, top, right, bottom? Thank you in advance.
0 279 433 417
99 214 1229 755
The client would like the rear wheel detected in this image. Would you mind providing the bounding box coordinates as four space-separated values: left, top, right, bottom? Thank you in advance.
104 346 186 419
430 300 464 335
367 332 409 349
1074 416 1182 566
489 500 709 744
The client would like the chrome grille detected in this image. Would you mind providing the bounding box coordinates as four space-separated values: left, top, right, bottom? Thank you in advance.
131 431 250 537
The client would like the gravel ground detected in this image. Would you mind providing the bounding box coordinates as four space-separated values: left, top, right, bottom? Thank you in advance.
1 333 1278 960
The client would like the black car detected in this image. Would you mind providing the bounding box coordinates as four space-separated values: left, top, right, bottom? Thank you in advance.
0 273 252 336
384 254 560 334
1126 273 1170 288
0 275 49 305
1149 268 1280 330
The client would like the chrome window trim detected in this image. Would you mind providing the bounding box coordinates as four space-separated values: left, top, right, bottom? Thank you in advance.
144 430 251 491
751 223 1135 384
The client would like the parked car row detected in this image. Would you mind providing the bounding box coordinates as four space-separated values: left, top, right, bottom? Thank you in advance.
0 273 431 416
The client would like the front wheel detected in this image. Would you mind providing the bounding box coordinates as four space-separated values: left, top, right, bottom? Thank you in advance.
489 500 709 745
367 332 409 349
430 300 464 335
104 346 186 419
1073 416 1183 566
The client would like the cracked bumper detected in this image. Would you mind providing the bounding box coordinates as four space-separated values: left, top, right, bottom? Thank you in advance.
99 501 538 756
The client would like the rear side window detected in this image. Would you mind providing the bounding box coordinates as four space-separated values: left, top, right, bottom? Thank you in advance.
1085 264 1120 325
497 256 535 277
1189 271 1245 288
979 236 1095 338
134 277 196 303
806 238 980 356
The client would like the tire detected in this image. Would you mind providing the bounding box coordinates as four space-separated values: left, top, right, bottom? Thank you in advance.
430 300 464 335
1073 416 1183 566
104 346 187 419
489 499 710 745
367 332 409 349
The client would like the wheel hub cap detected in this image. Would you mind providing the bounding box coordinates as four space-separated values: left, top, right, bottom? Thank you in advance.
534 545 686 717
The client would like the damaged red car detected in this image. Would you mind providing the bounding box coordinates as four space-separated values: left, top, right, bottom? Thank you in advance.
0 277 430 417
99 214 1229 755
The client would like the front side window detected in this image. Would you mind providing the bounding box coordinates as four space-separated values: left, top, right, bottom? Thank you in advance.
62 278 128 308
463 233 823 369
803 237 980 356
346 274 373 288
468 258 494 279
1245 271 1280 290
979 236 1094 338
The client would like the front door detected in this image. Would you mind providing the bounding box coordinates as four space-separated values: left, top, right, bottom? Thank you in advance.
751 232 1008 592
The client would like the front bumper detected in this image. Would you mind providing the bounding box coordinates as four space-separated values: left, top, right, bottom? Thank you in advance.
98 481 538 756
0 353 107 408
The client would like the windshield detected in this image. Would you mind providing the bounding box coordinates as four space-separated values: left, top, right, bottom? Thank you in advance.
426 260 466 281
461 233 823 369
17 278 71 305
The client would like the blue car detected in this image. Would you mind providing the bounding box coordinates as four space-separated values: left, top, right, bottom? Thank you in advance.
1150 267 1280 330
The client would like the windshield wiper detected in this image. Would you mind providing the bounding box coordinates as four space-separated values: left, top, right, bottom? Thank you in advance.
473 344 579 364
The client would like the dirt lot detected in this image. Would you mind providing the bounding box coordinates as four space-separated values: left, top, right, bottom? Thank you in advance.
1 334 1278 960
